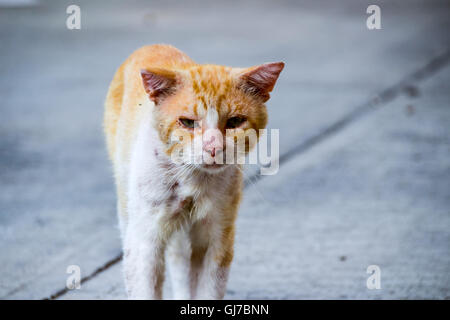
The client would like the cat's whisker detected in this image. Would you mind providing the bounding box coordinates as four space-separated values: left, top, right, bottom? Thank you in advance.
235 165 267 204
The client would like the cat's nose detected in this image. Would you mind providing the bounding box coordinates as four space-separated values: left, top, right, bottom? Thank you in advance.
203 129 223 158
203 144 223 157
206 147 216 157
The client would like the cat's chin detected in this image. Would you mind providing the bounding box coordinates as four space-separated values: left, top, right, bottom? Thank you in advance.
197 163 227 174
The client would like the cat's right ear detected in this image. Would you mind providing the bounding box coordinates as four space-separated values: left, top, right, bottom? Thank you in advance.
237 62 284 102
140 68 179 104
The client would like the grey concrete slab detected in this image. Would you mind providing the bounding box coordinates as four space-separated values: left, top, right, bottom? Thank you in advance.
62 62 450 300
0 0 449 299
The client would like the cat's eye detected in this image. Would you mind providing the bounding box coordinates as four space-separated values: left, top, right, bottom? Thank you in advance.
226 117 246 129
179 118 198 129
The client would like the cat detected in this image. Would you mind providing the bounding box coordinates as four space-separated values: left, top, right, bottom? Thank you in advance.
104 44 284 299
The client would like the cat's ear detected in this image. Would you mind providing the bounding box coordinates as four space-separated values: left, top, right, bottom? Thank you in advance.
237 62 284 102
140 68 179 104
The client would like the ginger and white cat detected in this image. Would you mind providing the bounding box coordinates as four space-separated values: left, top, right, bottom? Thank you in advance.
104 44 283 299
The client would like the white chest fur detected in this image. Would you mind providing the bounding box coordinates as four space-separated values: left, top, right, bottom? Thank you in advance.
121 111 239 299
125 112 235 235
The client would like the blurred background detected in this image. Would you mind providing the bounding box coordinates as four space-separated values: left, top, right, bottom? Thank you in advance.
0 0 449 299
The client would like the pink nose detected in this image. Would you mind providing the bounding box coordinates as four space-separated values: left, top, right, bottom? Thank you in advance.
202 130 223 158
205 146 216 157
203 142 222 157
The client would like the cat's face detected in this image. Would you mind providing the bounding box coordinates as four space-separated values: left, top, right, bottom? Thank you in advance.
141 62 284 173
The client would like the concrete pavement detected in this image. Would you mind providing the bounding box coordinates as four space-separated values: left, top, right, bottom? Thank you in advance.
0 0 449 299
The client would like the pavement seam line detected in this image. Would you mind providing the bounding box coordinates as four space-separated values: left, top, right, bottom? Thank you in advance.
46 49 450 300
44 254 123 300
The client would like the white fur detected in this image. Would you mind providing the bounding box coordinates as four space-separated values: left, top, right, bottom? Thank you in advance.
205 106 219 129
120 108 236 299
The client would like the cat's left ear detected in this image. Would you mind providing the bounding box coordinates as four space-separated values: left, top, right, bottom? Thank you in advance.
237 62 285 102
140 68 179 104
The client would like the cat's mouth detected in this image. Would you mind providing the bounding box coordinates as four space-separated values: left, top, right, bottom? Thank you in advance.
199 162 226 173
203 163 222 169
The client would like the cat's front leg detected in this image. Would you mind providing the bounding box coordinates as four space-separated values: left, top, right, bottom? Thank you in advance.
123 216 166 300
195 248 231 300
167 228 192 299
195 220 234 300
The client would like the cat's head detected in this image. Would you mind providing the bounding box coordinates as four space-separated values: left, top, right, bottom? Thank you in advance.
141 62 284 173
